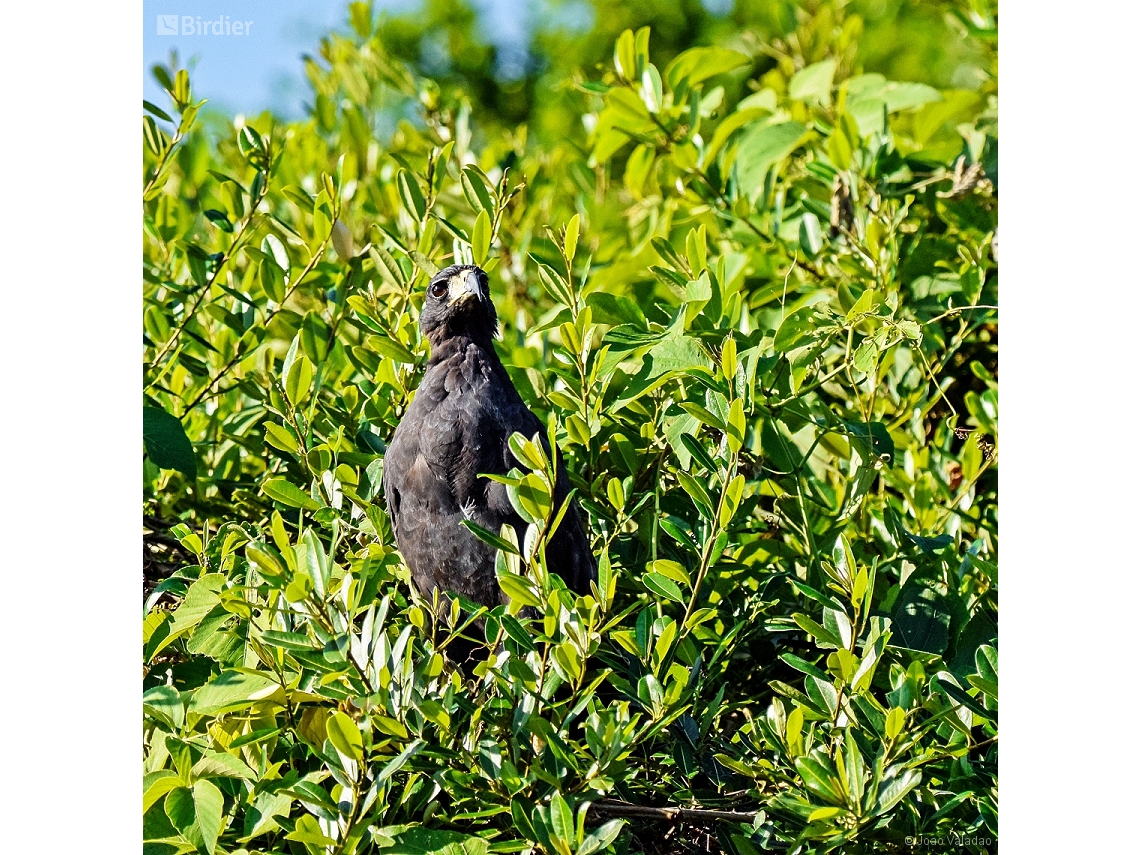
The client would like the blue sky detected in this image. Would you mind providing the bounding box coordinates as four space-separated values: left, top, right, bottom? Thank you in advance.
142 0 531 118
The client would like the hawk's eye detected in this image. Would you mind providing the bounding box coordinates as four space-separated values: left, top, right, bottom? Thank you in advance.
430 281 448 300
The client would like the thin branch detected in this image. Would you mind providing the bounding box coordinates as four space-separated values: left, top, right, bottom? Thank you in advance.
181 232 332 416
146 177 269 378
589 799 760 825
925 304 998 325
143 127 187 199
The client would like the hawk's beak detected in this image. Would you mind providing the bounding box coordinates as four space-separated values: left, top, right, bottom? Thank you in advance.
449 269 483 305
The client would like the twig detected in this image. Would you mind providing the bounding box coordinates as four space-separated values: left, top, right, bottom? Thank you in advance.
589 799 758 825
143 123 188 199
145 177 269 379
180 232 332 415
925 304 998 325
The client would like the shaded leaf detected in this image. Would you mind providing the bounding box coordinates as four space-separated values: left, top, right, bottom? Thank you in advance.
143 407 196 477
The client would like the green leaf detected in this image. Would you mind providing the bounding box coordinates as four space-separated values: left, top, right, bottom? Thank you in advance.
165 787 199 844
720 473 745 527
705 108 773 163
675 469 715 519
799 212 823 256
548 793 575 848
794 755 847 806
514 473 552 523
885 707 905 740
780 652 830 683
237 126 262 161
461 166 496 217
398 170 427 220
499 572 543 609
173 69 191 108
300 528 331 600
246 542 286 578
512 798 538 840
898 319 922 340
203 209 234 233
843 420 895 463
285 354 313 406
726 398 746 453
893 581 953 654
367 333 418 364
326 710 363 761
262 478 321 510
846 76 941 133
665 46 751 92
676 433 718 474
143 685 185 730
976 644 998 684
846 288 877 321
643 572 685 604
262 233 290 273
806 676 839 717
471 209 491 264
607 477 625 510
789 578 848 612
461 520 521 555
808 806 842 823
785 705 804 745
651 559 690 588
508 432 549 471
144 99 174 122
735 121 806 199
935 677 991 721
614 28 636 79
579 819 626 855
259 258 286 302
852 340 877 374
410 250 439 277
262 422 299 456
967 675 998 700
532 256 574 305
143 772 183 815
721 336 738 385
874 769 922 816
377 739 426 784
194 779 224 855
774 305 818 353
143 407 197 478
385 827 491 855
793 613 841 648
828 123 854 170
679 402 725 431
369 242 406 287
286 814 337 847
188 670 278 716
564 214 580 264
191 751 256 781
788 59 836 103
651 236 689 272
641 64 663 113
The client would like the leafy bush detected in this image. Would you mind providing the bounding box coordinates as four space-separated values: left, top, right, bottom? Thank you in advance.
143 2 997 853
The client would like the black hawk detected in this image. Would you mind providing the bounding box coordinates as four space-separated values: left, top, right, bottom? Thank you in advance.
382 264 596 620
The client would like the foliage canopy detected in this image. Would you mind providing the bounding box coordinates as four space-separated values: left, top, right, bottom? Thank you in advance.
143 1 997 853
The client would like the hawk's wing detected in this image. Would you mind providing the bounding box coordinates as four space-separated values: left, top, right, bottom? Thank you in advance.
381 371 504 608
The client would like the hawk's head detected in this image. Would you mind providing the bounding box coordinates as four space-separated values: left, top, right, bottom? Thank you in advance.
420 264 498 343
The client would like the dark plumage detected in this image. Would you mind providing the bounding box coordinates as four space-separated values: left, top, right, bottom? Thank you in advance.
382 264 596 621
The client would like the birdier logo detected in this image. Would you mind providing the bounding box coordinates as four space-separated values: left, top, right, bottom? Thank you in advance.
156 15 254 36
